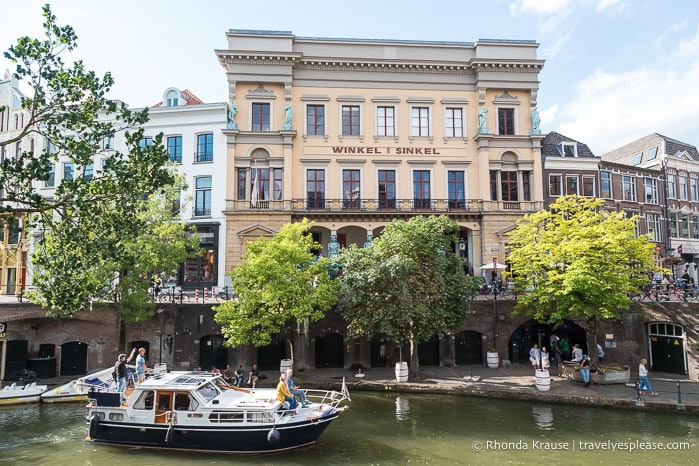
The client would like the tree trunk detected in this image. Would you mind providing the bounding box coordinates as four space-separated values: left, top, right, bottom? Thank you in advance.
409 334 420 377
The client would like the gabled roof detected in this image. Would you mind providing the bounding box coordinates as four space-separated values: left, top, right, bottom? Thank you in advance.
657 133 699 161
541 131 598 159
152 89 204 107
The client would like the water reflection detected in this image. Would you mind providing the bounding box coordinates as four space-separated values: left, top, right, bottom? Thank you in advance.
531 405 554 430
395 396 410 421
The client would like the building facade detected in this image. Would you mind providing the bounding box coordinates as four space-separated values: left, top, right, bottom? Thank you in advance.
215 30 545 276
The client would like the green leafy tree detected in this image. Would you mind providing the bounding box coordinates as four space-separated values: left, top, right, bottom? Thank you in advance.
1 5 184 317
336 215 473 375
507 195 657 364
213 219 339 362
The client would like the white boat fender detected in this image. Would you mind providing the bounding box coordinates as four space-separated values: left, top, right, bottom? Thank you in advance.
88 414 100 439
267 427 280 444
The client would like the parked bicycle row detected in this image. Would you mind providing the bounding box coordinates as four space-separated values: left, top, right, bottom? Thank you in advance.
631 277 699 303
147 285 235 304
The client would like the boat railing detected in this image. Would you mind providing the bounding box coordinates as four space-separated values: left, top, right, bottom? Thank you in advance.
303 378 351 411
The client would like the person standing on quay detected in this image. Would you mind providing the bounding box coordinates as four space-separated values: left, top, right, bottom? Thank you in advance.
638 358 658 396
580 354 592 387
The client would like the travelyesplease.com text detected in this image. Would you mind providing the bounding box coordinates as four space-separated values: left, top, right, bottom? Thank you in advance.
471 439 691 452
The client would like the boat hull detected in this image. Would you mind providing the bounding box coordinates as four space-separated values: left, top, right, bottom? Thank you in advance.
0 393 43 405
0 386 48 405
87 413 339 453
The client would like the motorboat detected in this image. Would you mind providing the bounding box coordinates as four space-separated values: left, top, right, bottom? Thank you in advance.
85 371 351 453
41 366 134 403
0 382 49 405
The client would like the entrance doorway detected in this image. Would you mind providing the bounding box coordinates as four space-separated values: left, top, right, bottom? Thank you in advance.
5 339 28 380
455 330 482 365
648 322 687 374
257 334 287 371
60 341 88 376
508 320 587 364
315 333 344 368
199 335 227 372
417 334 440 366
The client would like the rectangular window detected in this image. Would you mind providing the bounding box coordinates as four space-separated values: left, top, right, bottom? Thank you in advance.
566 176 579 195
621 175 636 201
498 108 515 135
306 169 325 209
0 144 6 162
670 212 678 238
306 105 325 135
45 163 55 187
667 174 676 199
46 140 57 154
378 170 396 209
376 106 395 137
448 171 465 208
679 176 688 200
139 137 153 149
273 168 283 201
691 178 698 202
411 107 430 137
252 103 270 131
501 171 518 201
644 178 658 204
413 170 431 209
559 143 577 157
342 105 360 136
102 135 114 150
647 147 657 160
196 133 213 162
694 215 699 240
682 213 690 238
549 174 563 196
522 171 531 201
444 107 463 138
251 168 270 204
343 169 361 209
582 176 595 197
237 168 247 200
647 214 661 242
600 172 612 198
83 163 94 181
490 170 498 201
633 153 643 165
194 176 212 216
15 141 22 157
167 136 182 163
63 162 74 181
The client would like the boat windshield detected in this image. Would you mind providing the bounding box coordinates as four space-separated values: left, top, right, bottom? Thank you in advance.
196 382 220 402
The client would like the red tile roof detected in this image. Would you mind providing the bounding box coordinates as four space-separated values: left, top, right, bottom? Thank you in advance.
152 89 204 107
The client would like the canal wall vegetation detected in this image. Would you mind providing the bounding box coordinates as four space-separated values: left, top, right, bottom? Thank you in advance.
0 300 697 382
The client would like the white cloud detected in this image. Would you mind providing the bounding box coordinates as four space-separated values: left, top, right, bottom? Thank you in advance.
509 0 571 16
555 28 699 154
539 104 559 132
593 0 632 13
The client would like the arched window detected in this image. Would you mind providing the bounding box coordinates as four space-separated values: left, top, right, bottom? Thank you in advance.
166 90 179 107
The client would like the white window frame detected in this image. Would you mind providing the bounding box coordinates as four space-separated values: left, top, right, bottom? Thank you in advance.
558 142 577 157
646 214 661 242
621 175 637 202
549 174 563 197
667 174 676 199
338 103 363 139
600 171 613 199
375 104 397 138
409 105 432 138
582 175 596 197
444 106 465 139
679 175 688 201
644 178 659 204
691 177 698 202
565 175 579 195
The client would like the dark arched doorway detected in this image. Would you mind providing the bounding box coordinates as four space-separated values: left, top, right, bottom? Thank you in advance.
417 334 440 366
257 334 287 371
199 335 227 372
648 322 687 374
5 339 29 380
315 333 344 368
508 320 586 364
455 330 482 365
60 341 88 376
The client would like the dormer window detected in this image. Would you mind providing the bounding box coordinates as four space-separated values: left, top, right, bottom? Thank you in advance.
558 142 577 157
633 153 643 165
166 90 179 107
647 147 657 160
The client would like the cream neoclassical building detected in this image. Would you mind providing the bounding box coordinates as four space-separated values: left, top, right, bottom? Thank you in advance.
215 30 545 275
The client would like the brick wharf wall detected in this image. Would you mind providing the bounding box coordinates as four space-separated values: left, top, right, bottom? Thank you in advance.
1 302 697 378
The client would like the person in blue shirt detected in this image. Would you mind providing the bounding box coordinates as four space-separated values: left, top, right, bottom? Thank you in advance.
135 347 148 384
285 368 309 407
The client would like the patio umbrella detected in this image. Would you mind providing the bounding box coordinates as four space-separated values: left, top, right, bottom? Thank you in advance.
479 262 507 270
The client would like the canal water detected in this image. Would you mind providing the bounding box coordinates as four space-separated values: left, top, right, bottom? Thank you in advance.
1 392 696 465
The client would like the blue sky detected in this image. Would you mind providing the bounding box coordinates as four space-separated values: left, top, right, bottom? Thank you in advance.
2 0 698 155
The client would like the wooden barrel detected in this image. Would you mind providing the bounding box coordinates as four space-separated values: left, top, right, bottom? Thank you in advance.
395 362 408 382
486 351 499 369
535 369 551 392
280 359 293 375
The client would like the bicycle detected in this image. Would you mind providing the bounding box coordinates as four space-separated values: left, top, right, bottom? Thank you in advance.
486 280 516 300
216 285 234 302
158 286 190 304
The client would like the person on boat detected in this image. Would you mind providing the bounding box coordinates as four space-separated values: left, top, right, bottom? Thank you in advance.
286 368 309 407
276 374 297 409
20 368 37 386
248 364 259 389
115 348 136 401
234 365 245 386
222 365 234 385
211 366 221 374
135 347 148 384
